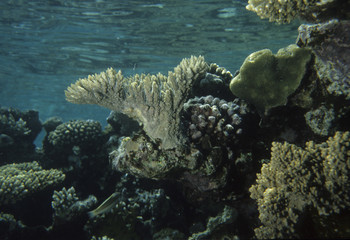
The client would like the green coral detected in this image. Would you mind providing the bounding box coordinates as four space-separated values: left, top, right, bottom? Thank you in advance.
229 44 311 113
0 161 65 205
47 120 102 148
246 0 340 24
65 56 208 149
249 131 350 239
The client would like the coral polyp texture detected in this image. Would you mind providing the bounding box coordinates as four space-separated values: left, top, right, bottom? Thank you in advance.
0 161 65 205
65 56 208 149
52 186 97 225
246 0 348 24
183 95 258 157
249 131 350 239
47 119 102 148
229 44 311 113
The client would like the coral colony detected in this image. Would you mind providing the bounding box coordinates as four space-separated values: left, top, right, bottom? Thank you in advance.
1 1 350 239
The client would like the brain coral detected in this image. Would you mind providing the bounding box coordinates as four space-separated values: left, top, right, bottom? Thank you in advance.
0 161 65 205
250 131 350 239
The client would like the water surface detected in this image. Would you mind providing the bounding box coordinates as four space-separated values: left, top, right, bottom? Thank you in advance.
0 0 300 129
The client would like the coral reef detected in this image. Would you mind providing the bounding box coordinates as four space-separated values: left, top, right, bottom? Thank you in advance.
65 56 208 150
3 4 347 238
250 131 350 239
111 94 259 200
246 0 350 24
42 116 63 133
229 44 311 113
304 105 335 136
91 236 114 240
0 212 26 233
192 63 234 100
52 186 97 225
184 95 257 149
188 205 238 240
106 111 140 137
46 119 102 149
297 19 350 99
0 107 42 164
0 161 65 205
180 95 259 197
86 174 186 240
110 131 202 180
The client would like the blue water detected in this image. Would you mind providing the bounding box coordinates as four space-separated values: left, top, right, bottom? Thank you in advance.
0 0 300 140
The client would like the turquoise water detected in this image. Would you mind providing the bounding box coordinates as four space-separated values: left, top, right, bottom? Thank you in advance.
0 0 300 127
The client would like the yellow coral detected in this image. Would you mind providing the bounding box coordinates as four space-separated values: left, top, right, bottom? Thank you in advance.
246 0 335 24
250 131 350 239
0 161 65 205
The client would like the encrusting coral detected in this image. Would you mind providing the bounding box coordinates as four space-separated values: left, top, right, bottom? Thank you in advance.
249 131 350 239
0 161 65 205
65 56 208 150
229 44 311 113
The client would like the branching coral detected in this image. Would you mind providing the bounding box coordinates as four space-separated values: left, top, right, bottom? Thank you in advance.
65 56 208 149
250 131 350 239
246 0 344 24
52 186 97 225
47 120 102 148
0 161 65 205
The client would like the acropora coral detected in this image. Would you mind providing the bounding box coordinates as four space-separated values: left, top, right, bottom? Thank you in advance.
65 56 208 150
250 131 350 239
246 0 348 24
0 161 65 205
47 119 102 148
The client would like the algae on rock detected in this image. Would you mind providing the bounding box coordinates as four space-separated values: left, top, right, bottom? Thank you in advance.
229 44 311 113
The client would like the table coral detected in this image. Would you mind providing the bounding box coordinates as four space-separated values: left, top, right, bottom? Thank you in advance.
65 56 208 150
249 131 350 239
0 161 65 205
